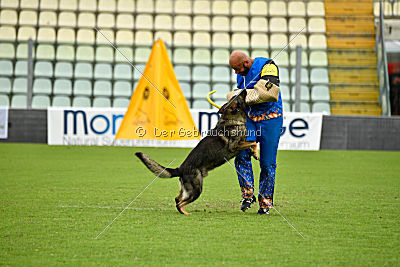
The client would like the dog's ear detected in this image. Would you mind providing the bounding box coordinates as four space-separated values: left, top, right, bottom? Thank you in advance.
218 102 229 114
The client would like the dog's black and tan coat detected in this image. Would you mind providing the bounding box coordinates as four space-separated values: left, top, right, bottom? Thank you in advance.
136 90 257 214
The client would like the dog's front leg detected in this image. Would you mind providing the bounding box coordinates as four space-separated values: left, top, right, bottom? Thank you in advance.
237 141 259 160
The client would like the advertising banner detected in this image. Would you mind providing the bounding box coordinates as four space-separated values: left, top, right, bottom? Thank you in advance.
0 106 8 139
48 108 323 150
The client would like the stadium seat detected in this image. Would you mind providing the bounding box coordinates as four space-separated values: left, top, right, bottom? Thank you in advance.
310 68 329 84
309 51 328 66
173 31 191 47
73 80 92 96
76 46 94 62
250 18 268 33
113 97 130 108
289 34 307 48
155 0 173 13
74 63 93 79
78 12 96 28
193 66 211 82
17 26 36 41
154 31 172 45
175 0 191 14
136 0 154 13
231 17 249 32
250 1 268 16
0 44 15 59
14 61 27 76
193 83 211 98
269 34 288 49
93 97 111 107
134 47 151 63
290 50 308 66
251 33 269 49
12 78 27 94
300 102 310 112
135 31 153 46
37 28 56 42
212 1 230 15
113 81 132 97
99 0 116 12
54 62 73 78
291 85 310 101
56 45 74 61
231 33 249 49
0 61 13 76
11 95 27 109
116 30 134 45
133 64 146 81
271 50 289 66
212 83 230 99
288 1 306 16
114 47 133 62
193 32 211 47
0 94 10 106
19 10 37 26
193 0 210 15
39 11 57 27
308 18 326 33
135 14 153 30
117 0 135 12
57 28 75 44
33 78 52 95
289 18 306 33
280 85 290 101
16 44 35 60
52 96 71 107
77 29 95 44
212 66 231 83
282 100 291 112
0 27 16 42
97 13 115 29
72 96 91 107
174 65 191 82
270 17 287 33
95 47 114 62
36 44 55 60
269 1 287 16
279 67 290 84
34 61 53 77
0 9 18 25
58 12 76 27
0 78 11 94
116 14 134 30
174 16 192 31
40 0 58 10
96 29 114 45
0 0 19 9
311 86 330 101
308 34 327 49
21 0 39 9
212 32 230 48
251 50 269 59
193 16 211 31
33 95 51 109
212 16 230 32
53 79 72 95
59 0 77 11
155 15 173 31
180 82 191 99
307 2 325 16
94 81 112 97
94 64 112 80
79 0 97 12
312 102 330 114
231 0 249 16
113 64 132 80
192 100 211 109
173 48 192 64
193 48 211 65
212 49 230 65
290 68 309 83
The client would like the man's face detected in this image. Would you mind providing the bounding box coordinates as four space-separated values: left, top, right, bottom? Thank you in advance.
231 61 250 76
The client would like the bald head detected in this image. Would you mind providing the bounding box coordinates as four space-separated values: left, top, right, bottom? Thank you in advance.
229 51 253 76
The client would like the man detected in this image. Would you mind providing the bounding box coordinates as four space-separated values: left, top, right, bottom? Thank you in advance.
229 51 283 215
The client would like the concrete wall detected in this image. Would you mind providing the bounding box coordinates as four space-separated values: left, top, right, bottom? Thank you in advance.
1 109 400 150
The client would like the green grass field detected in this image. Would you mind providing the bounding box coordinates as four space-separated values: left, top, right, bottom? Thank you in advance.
0 143 399 266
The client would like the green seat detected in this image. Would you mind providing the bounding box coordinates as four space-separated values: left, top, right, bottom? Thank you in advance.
11 95 27 109
180 82 191 99
94 63 112 80
12 78 27 94
113 81 132 97
113 64 132 80
0 78 11 93
212 83 230 99
16 43 35 60
0 43 15 59
34 61 53 77
36 44 55 60
14 61 27 76
113 97 130 108
0 94 10 106
93 97 111 107
52 96 71 107
56 45 74 61
33 78 52 95
72 96 91 107
54 62 73 78
192 99 211 109
74 63 93 79
0 60 13 76
54 79 72 95
32 95 51 109
93 81 112 96
73 80 92 96
76 46 94 62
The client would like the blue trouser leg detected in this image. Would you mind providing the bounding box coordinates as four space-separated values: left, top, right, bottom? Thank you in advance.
258 117 283 208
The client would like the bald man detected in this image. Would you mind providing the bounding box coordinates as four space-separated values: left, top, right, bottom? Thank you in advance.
229 51 283 215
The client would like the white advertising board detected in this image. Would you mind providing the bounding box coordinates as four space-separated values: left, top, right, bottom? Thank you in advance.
0 106 8 139
48 108 323 150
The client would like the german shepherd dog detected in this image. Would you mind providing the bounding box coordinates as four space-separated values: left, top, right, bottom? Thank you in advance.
135 90 258 214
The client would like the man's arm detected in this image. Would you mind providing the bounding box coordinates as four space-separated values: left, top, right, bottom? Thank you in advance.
260 61 280 87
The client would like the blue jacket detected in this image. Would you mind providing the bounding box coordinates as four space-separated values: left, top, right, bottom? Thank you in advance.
236 57 283 120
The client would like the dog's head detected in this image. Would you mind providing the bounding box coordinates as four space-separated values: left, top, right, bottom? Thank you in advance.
217 89 247 117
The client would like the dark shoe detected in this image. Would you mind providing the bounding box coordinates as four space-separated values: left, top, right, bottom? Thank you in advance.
240 195 256 212
257 207 270 215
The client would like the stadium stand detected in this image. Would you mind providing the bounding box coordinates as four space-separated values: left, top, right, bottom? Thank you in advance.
0 0 390 115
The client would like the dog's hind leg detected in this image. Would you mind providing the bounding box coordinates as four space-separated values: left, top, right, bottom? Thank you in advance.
176 171 203 215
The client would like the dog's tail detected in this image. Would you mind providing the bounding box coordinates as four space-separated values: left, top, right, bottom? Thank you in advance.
135 152 181 178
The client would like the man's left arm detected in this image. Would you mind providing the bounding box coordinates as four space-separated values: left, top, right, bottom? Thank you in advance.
260 61 280 88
